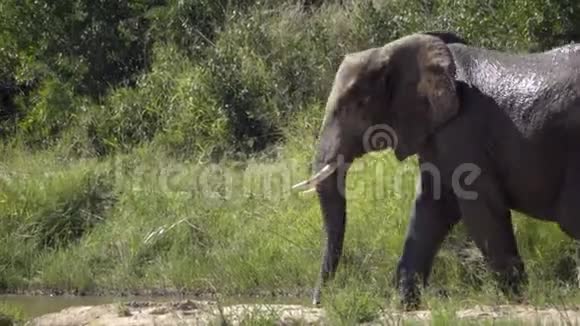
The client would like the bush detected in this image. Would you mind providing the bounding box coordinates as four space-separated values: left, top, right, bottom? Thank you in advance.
148 0 256 57
524 0 580 50
0 0 155 97
86 44 230 158
204 16 281 153
16 78 81 148
152 64 229 159
3 0 580 155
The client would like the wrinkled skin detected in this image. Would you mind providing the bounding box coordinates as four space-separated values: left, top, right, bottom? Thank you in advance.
305 31 580 309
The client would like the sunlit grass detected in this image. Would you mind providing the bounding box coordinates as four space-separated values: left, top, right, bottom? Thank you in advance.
1 142 579 322
1 99 578 323
0 302 24 324
1 1 580 323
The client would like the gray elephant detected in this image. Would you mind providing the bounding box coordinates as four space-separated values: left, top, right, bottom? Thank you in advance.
292 31 580 309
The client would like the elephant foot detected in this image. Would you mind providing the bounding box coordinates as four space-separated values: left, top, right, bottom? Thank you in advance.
495 264 527 303
398 277 422 311
396 266 423 311
400 284 421 311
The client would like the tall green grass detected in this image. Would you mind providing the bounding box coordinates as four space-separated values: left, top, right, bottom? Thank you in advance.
0 140 577 299
2 1 580 323
0 302 24 325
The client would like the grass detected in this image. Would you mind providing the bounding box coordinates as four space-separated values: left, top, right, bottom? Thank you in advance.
0 302 24 325
2 88 580 323
1 138 580 323
2 1 580 324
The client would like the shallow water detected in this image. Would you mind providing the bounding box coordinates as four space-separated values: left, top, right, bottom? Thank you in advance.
0 294 306 319
0 294 176 318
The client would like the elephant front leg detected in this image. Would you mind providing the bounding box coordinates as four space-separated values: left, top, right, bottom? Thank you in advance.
396 175 461 310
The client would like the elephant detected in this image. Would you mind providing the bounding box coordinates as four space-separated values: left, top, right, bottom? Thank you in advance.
292 31 580 309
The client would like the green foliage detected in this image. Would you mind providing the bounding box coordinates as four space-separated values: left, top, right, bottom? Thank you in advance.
1 2 580 323
31 172 114 250
3 0 580 155
147 0 257 56
0 0 155 95
424 0 580 51
204 14 282 153
16 78 80 148
0 153 115 290
0 302 23 325
524 0 580 50
86 44 230 157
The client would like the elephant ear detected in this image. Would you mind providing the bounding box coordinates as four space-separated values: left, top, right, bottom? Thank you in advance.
421 31 468 45
417 38 459 129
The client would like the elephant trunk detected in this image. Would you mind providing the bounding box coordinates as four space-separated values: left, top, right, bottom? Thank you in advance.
297 117 355 304
312 166 346 304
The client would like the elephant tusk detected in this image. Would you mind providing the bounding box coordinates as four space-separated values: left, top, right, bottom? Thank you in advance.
292 164 336 190
299 188 317 196
291 179 311 190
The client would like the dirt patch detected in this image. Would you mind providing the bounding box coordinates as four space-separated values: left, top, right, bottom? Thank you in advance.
26 300 324 326
374 305 580 325
26 301 580 325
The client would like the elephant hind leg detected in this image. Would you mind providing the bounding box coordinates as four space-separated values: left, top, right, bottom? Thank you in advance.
556 149 580 238
556 154 580 287
556 173 580 239
556 186 580 240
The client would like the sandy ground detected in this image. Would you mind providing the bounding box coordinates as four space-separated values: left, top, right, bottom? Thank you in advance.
26 300 580 325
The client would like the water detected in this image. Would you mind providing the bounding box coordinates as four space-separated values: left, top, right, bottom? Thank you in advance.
0 294 172 319
0 294 307 319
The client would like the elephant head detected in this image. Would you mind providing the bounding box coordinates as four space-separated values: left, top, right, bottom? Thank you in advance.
292 33 462 304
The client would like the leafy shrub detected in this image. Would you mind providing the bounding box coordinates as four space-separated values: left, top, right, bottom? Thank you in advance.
16 78 80 148
426 0 578 51
523 0 580 50
88 44 229 157
148 0 255 56
205 20 281 153
4 0 580 156
0 0 155 97
153 64 229 159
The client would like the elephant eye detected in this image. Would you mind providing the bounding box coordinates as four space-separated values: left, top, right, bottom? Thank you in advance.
357 96 370 107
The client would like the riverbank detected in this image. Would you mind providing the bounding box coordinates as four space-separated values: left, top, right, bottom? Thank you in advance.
26 300 580 325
